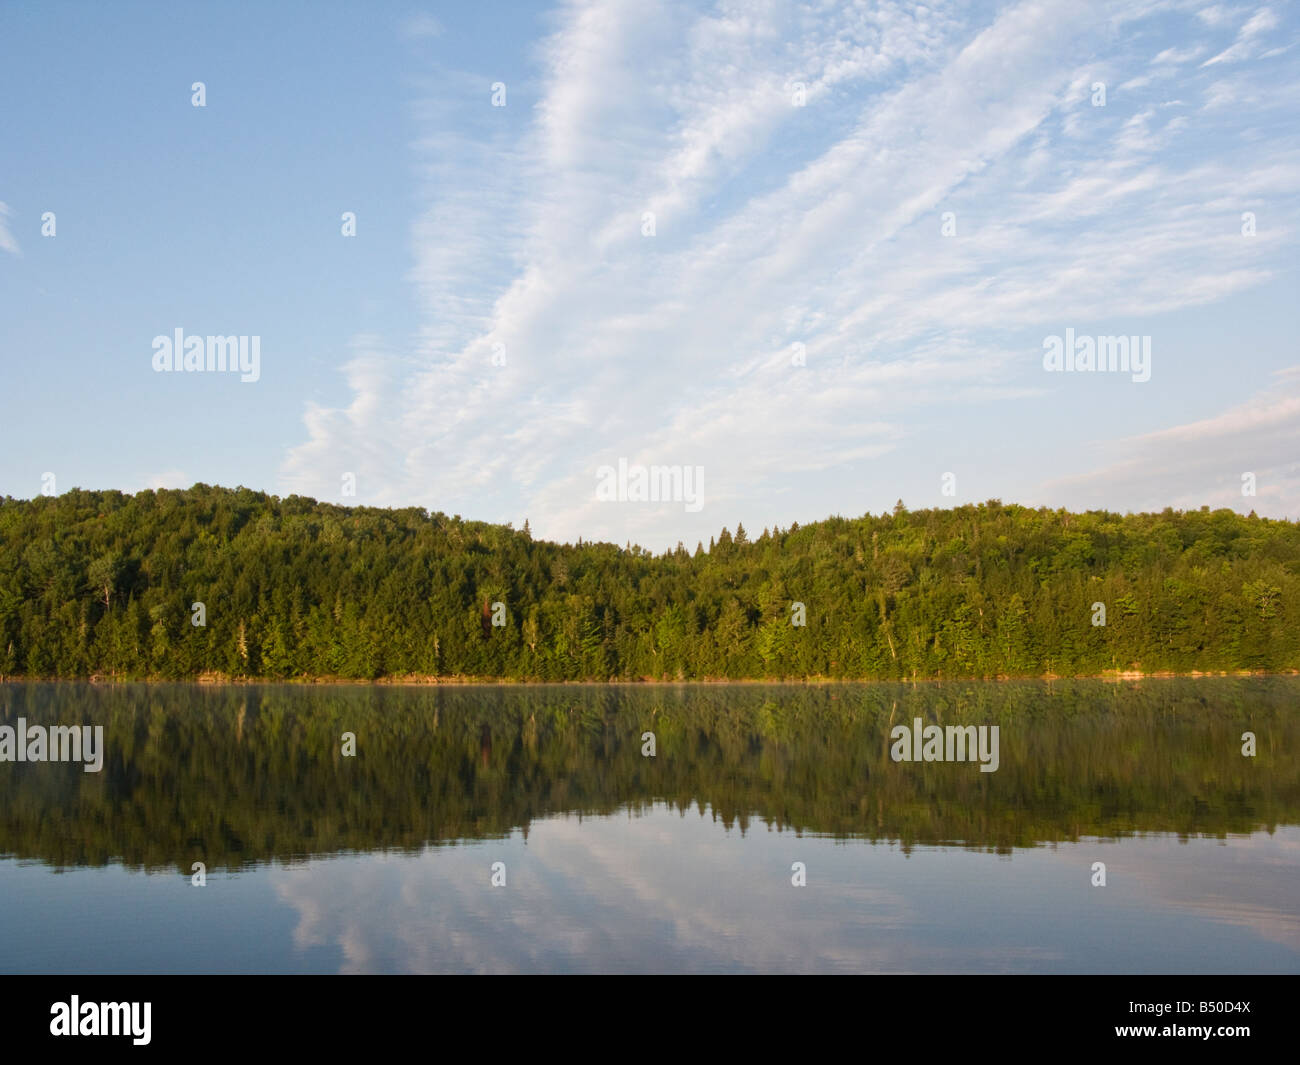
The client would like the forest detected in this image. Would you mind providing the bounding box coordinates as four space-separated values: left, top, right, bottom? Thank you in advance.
0 485 1295 680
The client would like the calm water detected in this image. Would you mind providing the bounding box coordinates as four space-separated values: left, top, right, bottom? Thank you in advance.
1 679 1297 974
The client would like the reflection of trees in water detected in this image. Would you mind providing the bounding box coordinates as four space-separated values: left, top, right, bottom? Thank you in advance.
0 678 1296 871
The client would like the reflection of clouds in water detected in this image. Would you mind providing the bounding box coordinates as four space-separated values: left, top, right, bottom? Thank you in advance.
285 893 329 951
270 812 1300 973
1090 831 1300 953
266 806 1023 973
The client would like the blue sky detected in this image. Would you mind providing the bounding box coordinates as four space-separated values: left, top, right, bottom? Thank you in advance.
2 0 1298 550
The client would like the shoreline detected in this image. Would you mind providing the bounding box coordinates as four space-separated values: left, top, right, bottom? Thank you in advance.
1 669 1293 687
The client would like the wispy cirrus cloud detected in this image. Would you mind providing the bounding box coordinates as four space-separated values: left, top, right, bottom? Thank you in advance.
281 0 1300 547
0 202 19 256
1202 6 1280 66
1036 367 1300 515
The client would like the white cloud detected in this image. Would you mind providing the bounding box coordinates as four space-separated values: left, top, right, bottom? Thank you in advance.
1153 44 1206 63
0 202 20 256
1196 5 1246 29
1035 368 1300 517
281 0 1300 547
1202 6 1281 66
401 12 443 38
144 470 191 491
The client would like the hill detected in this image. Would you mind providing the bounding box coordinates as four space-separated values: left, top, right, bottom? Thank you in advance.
0 486 1295 680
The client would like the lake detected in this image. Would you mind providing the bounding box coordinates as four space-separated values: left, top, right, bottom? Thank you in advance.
1 678 1297 974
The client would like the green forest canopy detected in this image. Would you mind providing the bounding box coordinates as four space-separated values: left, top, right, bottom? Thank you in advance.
0 485 1295 680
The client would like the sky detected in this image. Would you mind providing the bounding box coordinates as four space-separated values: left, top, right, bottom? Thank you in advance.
1 0 1298 551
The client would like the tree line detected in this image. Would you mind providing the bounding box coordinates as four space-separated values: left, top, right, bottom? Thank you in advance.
0 485 1295 679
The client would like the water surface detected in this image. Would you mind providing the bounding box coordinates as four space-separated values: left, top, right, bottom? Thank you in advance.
1 679 1296 973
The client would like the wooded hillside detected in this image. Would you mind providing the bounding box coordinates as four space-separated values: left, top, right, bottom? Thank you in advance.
1 486 1295 679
